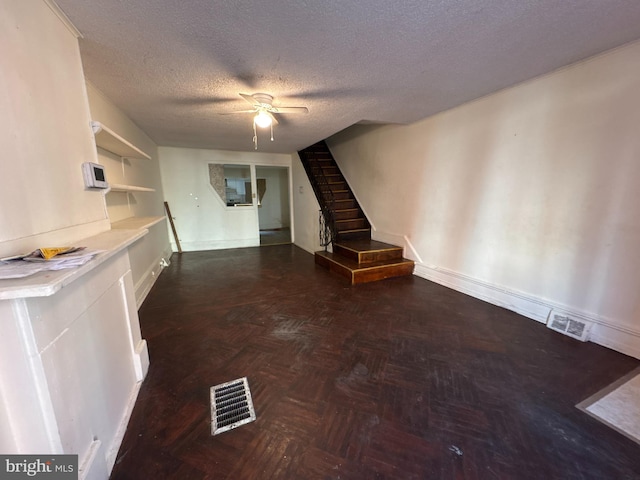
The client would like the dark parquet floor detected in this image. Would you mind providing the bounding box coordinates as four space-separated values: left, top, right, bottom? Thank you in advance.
260 228 291 246
110 245 640 480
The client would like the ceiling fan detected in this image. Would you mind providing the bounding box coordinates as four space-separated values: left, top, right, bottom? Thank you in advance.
219 93 309 149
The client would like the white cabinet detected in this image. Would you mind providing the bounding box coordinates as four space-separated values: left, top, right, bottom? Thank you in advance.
0 229 150 479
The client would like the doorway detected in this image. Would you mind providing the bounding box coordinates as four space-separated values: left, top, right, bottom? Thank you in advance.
255 166 291 246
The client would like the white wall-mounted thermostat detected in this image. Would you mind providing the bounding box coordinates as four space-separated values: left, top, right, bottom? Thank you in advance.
82 162 108 189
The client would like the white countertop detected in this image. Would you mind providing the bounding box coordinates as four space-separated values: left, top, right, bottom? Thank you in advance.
0 229 147 300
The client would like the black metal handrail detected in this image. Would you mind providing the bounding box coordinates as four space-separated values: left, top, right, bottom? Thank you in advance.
318 209 332 250
298 143 338 248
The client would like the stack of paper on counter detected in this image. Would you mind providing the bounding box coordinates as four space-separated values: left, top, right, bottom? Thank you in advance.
0 247 105 279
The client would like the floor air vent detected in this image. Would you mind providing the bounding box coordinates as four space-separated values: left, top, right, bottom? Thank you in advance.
210 377 256 435
547 312 592 342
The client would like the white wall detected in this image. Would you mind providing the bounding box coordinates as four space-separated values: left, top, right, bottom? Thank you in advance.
328 40 640 358
0 1 109 258
159 147 292 251
291 154 324 254
256 166 290 230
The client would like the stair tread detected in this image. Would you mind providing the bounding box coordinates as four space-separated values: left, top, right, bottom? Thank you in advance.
335 218 366 223
315 251 414 271
334 239 402 252
337 228 370 234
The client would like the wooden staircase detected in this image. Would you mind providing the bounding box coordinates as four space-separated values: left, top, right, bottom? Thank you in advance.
299 144 371 241
298 141 414 285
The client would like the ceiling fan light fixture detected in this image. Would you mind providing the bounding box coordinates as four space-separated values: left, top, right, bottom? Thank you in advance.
254 110 272 128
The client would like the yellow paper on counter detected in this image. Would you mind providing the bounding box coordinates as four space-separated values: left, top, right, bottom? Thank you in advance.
38 247 75 260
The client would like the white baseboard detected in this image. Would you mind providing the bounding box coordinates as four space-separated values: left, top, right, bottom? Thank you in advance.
414 263 640 360
590 323 640 360
172 238 260 252
293 241 317 255
414 263 551 322
133 339 149 381
134 247 173 309
105 380 143 474
78 439 104 480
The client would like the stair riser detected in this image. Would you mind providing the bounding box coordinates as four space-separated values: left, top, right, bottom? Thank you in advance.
336 229 371 241
331 199 358 209
311 169 341 179
311 167 344 177
320 183 348 193
323 191 352 200
353 263 415 284
334 244 404 264
307 159 334 167
333 209 361 220
309 161 334 166
336 219 368 231
315 253 414 285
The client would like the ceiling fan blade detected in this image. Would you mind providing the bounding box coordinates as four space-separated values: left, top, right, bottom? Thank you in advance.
218 109 258 115
272 106 309 114
239 93 260 106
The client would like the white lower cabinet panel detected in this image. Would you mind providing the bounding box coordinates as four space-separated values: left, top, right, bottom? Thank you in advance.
40 271 137 467
0 232 148 479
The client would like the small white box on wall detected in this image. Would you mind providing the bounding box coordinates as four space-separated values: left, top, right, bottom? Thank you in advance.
82 162 108 189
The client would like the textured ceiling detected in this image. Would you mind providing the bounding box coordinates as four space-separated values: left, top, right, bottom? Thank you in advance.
56 0 640 154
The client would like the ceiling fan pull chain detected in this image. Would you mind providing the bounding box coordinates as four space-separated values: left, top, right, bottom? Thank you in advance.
270 123 274 142
253 121 258 150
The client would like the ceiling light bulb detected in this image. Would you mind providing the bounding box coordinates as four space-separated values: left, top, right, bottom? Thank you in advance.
254 111 272 128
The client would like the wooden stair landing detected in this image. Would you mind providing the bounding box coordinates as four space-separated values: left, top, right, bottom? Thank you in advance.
315 239 414 284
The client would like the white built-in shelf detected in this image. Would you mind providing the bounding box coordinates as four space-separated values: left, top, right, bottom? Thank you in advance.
109 183 156 193
91 121 151 160
110 216 166 230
